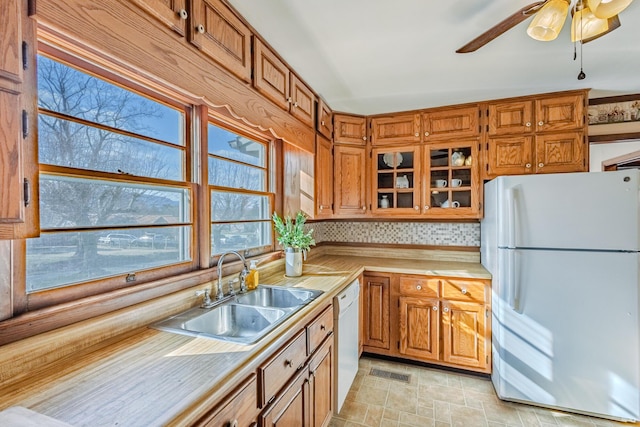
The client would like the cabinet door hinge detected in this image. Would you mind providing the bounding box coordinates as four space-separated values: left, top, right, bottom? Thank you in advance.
22 110 28 138
485 164 489 172
22 42 28 70
27 0 36 16
486 355 489 364
486 108 489 117
485 308 489 318
397 341 400 350
23 178 30 207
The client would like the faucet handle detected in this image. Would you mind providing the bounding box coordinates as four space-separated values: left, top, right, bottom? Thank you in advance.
196 289 214 308
228 278 239 296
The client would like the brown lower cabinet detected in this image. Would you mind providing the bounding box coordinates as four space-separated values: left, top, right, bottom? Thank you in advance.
195 304 334 427
363 272 491 373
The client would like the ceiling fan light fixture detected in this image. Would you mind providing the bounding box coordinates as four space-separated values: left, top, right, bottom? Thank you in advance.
571 4 611 41
587 0 633 18
527 0 571 41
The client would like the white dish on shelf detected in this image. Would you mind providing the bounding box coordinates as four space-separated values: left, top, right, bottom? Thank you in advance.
383 152 403 168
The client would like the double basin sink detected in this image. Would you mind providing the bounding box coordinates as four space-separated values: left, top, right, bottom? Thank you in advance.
152 285 323 345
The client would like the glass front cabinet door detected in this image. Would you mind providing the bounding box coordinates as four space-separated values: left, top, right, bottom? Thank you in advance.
371 146 421 215
423 140 481 218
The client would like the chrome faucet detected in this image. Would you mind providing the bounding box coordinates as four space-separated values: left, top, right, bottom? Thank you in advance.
216 251 249 300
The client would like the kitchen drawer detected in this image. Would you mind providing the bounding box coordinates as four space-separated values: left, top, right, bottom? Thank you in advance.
259 329 307 407
399 275 439 298
195 374 258 426
307 305 334 355
441 279 487 303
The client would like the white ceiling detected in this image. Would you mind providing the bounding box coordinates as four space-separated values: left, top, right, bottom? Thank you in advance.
226 0 640 115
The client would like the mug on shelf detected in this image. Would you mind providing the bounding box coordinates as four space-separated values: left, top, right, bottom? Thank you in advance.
435 179 447 188
451 178 462 187
440 200 460 208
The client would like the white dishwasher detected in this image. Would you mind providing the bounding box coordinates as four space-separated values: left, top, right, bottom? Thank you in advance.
333 278 360 414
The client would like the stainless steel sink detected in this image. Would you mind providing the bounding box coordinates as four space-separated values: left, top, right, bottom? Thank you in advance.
152 304 287 344
235 285 323 309
151 285 323 345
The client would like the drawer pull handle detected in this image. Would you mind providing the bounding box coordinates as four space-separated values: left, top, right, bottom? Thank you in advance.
178 9 188 19
461 288 467 295
416 285 422 290
285 359 292 367
320 324 326 330
196 24 205 34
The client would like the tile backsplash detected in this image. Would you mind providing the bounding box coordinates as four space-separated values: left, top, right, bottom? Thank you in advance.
309 221 480 247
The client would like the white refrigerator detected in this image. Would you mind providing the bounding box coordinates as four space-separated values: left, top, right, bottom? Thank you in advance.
481 170 640 422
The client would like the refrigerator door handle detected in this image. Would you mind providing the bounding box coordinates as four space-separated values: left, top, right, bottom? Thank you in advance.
506 187 518 249
507 249 522 313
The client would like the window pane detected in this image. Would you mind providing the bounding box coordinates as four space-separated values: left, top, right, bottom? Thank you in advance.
211 191 269 222
39 175 190 229
211 222 271 255
208 124 266 167
37 55 184 146
39 115 184 180
26 226 191 292
208 157 265 190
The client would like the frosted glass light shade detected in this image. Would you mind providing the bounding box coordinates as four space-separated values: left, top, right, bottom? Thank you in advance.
587 0 633 18
571 6 610 41
527 0 571 41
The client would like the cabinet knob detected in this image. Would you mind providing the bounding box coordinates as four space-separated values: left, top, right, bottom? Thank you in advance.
414 132 419 137
461 288 467 295
432 306 438 311
525 122 531 127
179 9 188 19
319 206 323 211
538 162 544 168
320 324 326 330
361 206 366 211
538 121 544 126
414 206 419 210
424 131 430 137
229 420 238 427
287 97 293 104
285 359 292 367
362 136 367 141
321 120 325 126
294 102 298 108
525 163 532 168
443 307 449 313
424 205 430 210
196 24 205 34
416 285 422 290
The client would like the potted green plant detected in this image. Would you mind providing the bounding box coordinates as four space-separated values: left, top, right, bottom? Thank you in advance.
272 211 315 277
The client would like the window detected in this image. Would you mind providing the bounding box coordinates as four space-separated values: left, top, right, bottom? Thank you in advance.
26 54 192 292
208 123 273 256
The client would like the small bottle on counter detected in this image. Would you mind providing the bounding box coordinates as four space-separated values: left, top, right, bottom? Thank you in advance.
246 260 259 290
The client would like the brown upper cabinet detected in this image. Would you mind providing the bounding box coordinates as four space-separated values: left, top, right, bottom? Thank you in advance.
130 0 189 37
488 93 585 135
370 113 420 145
317 98 333 139
315 134 334 218
0 0 39 239
333 114 367 145
422 106 480 142
333 145 367 216
189 0 252 83
253 38 316 127
485 90 588 178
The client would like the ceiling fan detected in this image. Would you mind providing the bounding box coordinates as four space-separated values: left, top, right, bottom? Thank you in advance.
456 0 632 54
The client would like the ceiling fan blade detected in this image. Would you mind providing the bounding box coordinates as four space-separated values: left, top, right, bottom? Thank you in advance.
456 1 549 53
582 14 621 43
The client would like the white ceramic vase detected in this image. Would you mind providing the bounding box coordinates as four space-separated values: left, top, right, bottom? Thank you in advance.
285 247 303 277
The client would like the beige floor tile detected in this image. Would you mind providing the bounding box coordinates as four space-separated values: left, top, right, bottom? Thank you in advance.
383 408 400 421
338 399 369 423
418 369 450 387
488 423 507 427
355 386 389 406
380 419 399 427
386 385 418 414
435 422 451 427
419 383 467 406
399 411 435 426
364 404 385 427
483 401 524 426
434 400 451 423
460 375 495 395
417 404 435 418
446 374 463 389
449 403 488 427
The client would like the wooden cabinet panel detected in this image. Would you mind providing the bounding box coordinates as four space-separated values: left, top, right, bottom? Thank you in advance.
131 0 188 36
371 145 421 215
535 94 584 132
370 113 420 145
0 0 22 85
291 74 316 127
315 135 333 218
259 330 308 407
307 305 333 355
0 90 23 224
317 98 333 139
195 374 258 427
488 100 534 135
309 337 333 427
398 275 439 298
422 106 479 142
333 114 367 145
333 145 367 216
189 0 252 82
485 135 534 178
253 37 289 109
441 300 488 370
399 296 439 360
535 132 585 174
283 142 314 218
261 367 310 427
363 274 390 350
